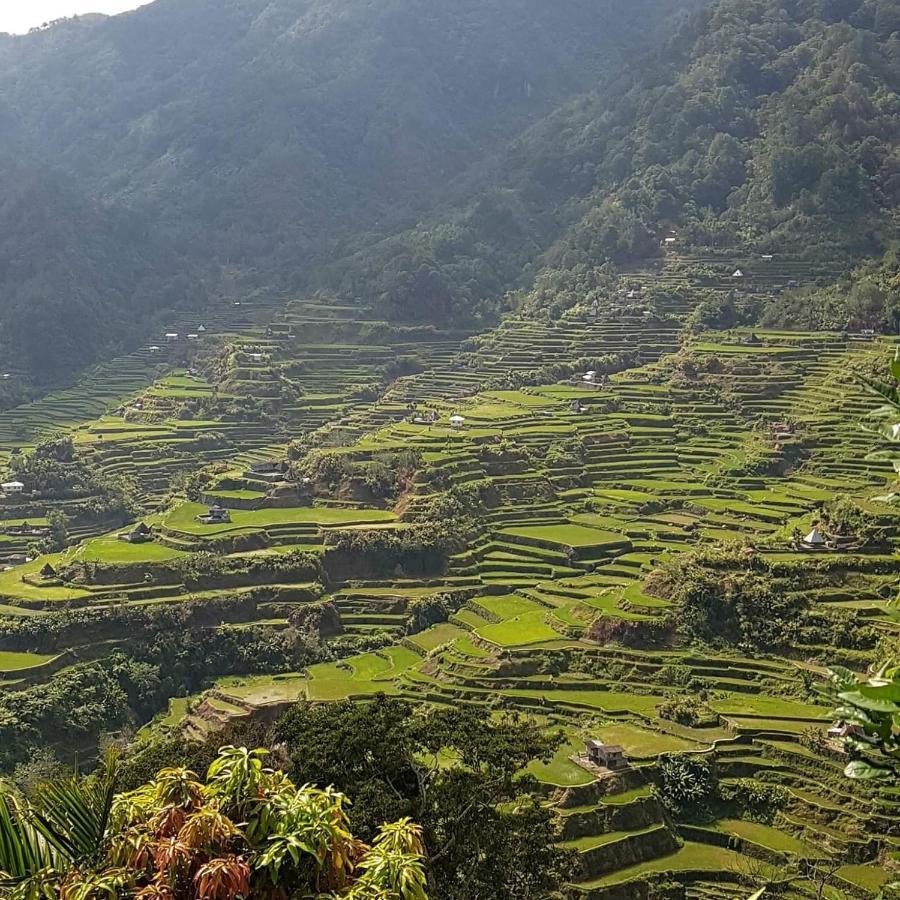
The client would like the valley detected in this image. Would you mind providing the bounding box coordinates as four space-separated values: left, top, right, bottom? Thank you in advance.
1 251 898 896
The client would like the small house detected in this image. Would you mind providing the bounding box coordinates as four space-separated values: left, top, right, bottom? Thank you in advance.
198 325 207 333
247 353 265 363
187 333 200 341
449 415 466 429
39 562 57 580
118 522 154 544
2 481 25 494
165 332 179 342
196 504 231 524
732 269 744 278
761 254 774 260
586 740 627 770
828 722 864 740
664 236 677 245
801 527 827 551
582 371 597 384
148 345 161 353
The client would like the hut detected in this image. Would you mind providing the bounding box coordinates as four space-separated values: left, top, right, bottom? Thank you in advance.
585 740 627 770
165 332 179 342
196 504 231 524
800 527 827 551
732 268 744 278
449 415 465 429
118 522 154 544
39 562 57 580
2 481 24 494
828 722 864 740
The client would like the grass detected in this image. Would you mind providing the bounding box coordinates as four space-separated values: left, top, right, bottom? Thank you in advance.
837 864 891 892
710 694 828 719
477 611 562 646
0 559 92 603
304 662 401 701
380 646 421 673
561 825 665 852
502 523 626 549
600 785 654 805
408 622 467 651
217 673 309 704
453 637 492 658
474 594 544 619
592 724 703 757
163 502 395 534
0 650 56 671
74 538 186 563
527 738 595 786
349 652 393 680
715 819 817 856
580 842 769 887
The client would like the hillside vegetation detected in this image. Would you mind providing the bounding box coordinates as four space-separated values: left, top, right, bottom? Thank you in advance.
0 2 899 895
0 0 692 387
3 0 898 391
338 0 900 324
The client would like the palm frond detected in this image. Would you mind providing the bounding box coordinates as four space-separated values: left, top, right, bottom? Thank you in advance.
30 750 119 865
858 375 900 412
0 793 56 884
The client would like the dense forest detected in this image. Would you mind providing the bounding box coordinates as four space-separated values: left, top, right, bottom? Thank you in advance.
0 0 695 385
2 0 897 391
335 0 900 325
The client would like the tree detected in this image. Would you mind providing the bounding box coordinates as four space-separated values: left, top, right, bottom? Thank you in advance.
655 753 716 819
0 745 427 900
274 696 573 899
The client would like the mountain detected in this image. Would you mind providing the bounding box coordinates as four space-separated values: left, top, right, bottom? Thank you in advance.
0 0 897 391
0 154 197 381
0 0 695 390
331 0 900 325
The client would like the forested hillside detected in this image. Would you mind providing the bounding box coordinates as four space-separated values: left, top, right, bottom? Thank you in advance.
0 155 198 381
0 0 694 388
338 0 900 325
0 0 897 387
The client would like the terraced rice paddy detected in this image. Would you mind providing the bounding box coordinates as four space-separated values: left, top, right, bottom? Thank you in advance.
1 254 899 895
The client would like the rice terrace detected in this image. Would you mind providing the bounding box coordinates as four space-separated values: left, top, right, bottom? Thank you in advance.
0 247 899 897
1 0 899 897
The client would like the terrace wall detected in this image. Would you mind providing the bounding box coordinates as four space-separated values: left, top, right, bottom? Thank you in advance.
575 826 679 880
